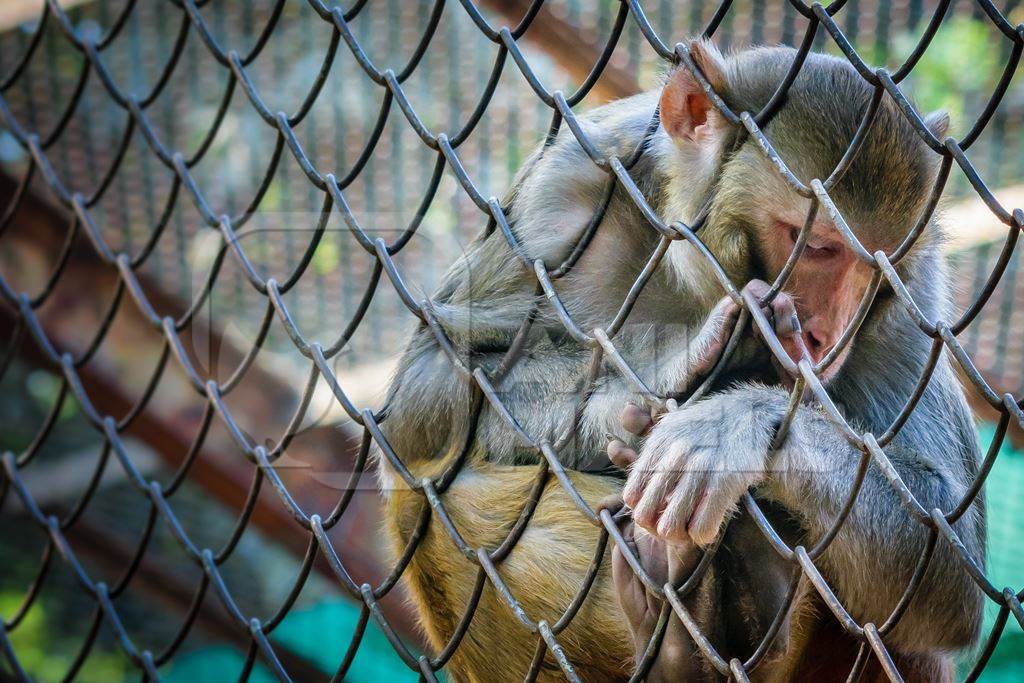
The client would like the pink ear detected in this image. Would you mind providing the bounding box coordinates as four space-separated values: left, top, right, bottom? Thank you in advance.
660 39 728 144
660 71 713 142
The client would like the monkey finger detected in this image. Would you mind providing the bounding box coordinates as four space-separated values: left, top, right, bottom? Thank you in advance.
655 470 706 543
768 292 802 339
708 293 742 331
775 309 801 338
621 460 655 511
741 278 772 300
611 555 649 636
686 473 744 546
621 461 654 510
611 529 663 638
596 492 627 518
622 523 671 588
607 439 639 470
743 280 805 342
664 538 704 585
620 403 654 436
628 467 680 533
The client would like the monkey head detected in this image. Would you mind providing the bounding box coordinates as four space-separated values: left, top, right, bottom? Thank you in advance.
659 40 949 382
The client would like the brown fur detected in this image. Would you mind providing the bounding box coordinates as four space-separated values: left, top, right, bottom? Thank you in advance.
385 466 954 681
787 612 955 683
386 467 632 681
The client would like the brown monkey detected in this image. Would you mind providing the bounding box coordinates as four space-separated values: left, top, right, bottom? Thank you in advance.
376 40 983 681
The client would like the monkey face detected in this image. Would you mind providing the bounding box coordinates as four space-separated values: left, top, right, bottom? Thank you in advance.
756 215 876 381
661 41 944 385
735 129 938 385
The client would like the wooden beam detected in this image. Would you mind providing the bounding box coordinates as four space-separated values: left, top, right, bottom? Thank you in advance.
478 0 641 101
0 1 93 32
0 172 421 643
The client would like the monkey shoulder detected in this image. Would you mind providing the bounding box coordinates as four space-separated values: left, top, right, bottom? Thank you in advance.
513 91 661 209
555 90 661 156
506 91 664 262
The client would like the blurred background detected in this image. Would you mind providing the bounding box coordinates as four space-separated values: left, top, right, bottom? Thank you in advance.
1 0 1024 680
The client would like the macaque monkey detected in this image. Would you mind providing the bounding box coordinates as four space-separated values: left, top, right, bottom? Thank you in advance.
375 40 984 682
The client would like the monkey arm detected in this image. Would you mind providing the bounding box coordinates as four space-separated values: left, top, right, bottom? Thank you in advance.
757 368 984 652
624 371 984 654
649 294 739 396
380 320 628 476
618 348 987 655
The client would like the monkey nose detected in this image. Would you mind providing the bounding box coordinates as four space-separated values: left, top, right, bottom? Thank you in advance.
802 328 828 363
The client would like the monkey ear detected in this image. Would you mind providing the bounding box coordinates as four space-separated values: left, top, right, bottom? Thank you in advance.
925 110 950 140
660 38 729 145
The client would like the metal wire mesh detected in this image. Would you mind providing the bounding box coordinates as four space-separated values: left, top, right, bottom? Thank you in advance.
1 0 1023 681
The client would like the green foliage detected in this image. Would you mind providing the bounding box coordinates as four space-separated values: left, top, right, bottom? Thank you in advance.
828 15 1009 133
895 16 1004 130
312 235 340 275
25 370 77 423
0 592 130 683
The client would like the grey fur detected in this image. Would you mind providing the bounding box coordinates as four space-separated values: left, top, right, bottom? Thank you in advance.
379 42 984 665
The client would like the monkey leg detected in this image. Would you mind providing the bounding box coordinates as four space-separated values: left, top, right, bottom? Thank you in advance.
787 611 956 683
610 504 803 683
381 452 957 682
384 465 635 682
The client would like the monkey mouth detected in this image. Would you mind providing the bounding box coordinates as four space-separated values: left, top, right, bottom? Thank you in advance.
775 335 848 389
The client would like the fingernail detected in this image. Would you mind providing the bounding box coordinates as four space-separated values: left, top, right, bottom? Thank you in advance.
621 404 652 435
608 441 637 470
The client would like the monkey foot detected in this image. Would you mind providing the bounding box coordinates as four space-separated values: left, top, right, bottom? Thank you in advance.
610 513 707 680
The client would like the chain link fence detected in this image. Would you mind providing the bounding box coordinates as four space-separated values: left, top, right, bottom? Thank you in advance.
1 0 1023 681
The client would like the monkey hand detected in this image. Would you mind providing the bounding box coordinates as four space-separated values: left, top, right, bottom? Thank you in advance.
742 278 802 341
620 393 779 546
685 279 802 383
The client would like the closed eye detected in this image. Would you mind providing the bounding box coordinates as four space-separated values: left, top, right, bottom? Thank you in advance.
783 224 841 260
